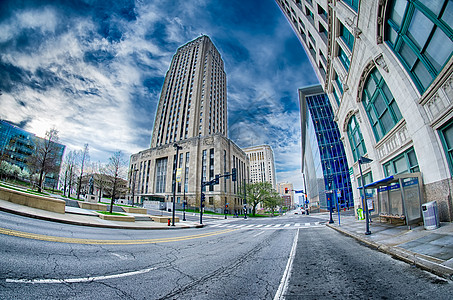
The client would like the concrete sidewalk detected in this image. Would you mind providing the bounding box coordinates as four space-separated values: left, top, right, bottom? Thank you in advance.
325 212 453 279
0 199 203 230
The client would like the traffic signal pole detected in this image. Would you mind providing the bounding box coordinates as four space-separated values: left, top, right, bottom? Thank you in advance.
199 169 236 225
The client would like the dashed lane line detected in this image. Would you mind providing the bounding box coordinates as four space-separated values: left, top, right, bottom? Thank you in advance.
0 227 238 245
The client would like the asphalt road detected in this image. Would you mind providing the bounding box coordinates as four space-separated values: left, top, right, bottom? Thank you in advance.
0 210 452 299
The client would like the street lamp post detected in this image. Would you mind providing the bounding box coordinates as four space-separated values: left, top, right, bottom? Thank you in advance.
183 186 186 221
358 156 373 235
172 144 182 226
130 169 138 207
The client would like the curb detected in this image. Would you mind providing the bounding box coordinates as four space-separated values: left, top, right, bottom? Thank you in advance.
326 223 453 280
0 206 204 230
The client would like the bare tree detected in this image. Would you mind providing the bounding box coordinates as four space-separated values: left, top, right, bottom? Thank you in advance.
76 143 89 199
106 151 126 213
27 128 61 193
61 150 77 197
93 161 109 202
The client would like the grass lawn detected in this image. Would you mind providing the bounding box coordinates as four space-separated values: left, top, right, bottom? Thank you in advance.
96 211 127 216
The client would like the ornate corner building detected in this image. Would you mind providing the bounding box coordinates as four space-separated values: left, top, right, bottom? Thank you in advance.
129 36 248 214
276 0 453 221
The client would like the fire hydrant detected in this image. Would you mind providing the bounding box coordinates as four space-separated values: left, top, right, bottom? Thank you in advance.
167 218 171 226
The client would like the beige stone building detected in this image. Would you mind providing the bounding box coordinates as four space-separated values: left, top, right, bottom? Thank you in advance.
129 36 248 213
277 0 453 221
277 182 294 209
243 145 277 189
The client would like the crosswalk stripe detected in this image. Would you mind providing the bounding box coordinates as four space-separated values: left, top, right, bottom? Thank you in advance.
274 224 282 228
255 224 264 228
295 223 301 227
284 224 290 227
305 223 310 226
264 225 272 228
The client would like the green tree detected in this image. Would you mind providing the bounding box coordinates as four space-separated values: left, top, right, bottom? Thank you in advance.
263 190 283 216
243 182 273 216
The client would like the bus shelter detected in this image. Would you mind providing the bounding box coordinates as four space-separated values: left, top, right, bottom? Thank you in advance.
362 172 423 229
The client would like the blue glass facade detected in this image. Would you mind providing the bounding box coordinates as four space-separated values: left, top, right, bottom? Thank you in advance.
0 120 65 188
300 85 353 210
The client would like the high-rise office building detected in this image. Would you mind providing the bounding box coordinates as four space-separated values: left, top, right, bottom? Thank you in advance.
151 35 227 147
129 36 248 214
299 85 353 211
243 145 277 189
277 0 453 221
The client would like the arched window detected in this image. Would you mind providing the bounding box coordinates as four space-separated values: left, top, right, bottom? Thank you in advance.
347 115 367 162
385 0 453 92
362 68 403 141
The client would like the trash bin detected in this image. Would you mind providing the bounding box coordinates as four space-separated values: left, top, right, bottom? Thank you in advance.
421 201 440 230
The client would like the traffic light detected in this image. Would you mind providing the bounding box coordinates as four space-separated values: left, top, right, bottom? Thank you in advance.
231 168 237 181
225 203 228 209
215 174 220 185
285 188 289 194
201 193 205 202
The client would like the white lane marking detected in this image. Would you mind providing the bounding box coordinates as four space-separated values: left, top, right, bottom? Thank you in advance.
274 228 299 300
253 231 266 237
284 224 291 227
6 267 156 284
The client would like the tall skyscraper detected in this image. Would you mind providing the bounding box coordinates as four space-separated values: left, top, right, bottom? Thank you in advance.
151 36 227 147
129 36 248 214
299 85 353 211
243 145 277 189
277 0 453 221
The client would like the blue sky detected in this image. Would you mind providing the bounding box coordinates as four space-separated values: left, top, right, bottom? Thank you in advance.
0 0 318 189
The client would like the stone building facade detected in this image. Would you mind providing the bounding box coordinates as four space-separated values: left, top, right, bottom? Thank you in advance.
243 145 277 189
129 36 248 213
130 134 248 213
277 0 453 221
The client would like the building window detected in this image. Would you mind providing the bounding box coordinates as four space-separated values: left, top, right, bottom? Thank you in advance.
209 148 214 191
155 157 168 193
340 23 354 51
334 73 344 95
338 47 350 71
342 0 359 12
386 0 453 92
439 120 453 175
362 68 403 141
383 147 419 176
332 87 341 105
347 115 367 162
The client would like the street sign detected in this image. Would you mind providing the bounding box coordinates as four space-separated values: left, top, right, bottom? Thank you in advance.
337 190 342 198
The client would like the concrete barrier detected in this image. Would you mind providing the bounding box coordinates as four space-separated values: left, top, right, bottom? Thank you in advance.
151 215 179 223
122 207 148 214
0 186 66 214
95 212 135 222
79 202 108 211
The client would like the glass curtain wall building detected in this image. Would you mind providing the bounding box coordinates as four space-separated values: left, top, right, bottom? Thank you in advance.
300 85 353 210
0 120 65 188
